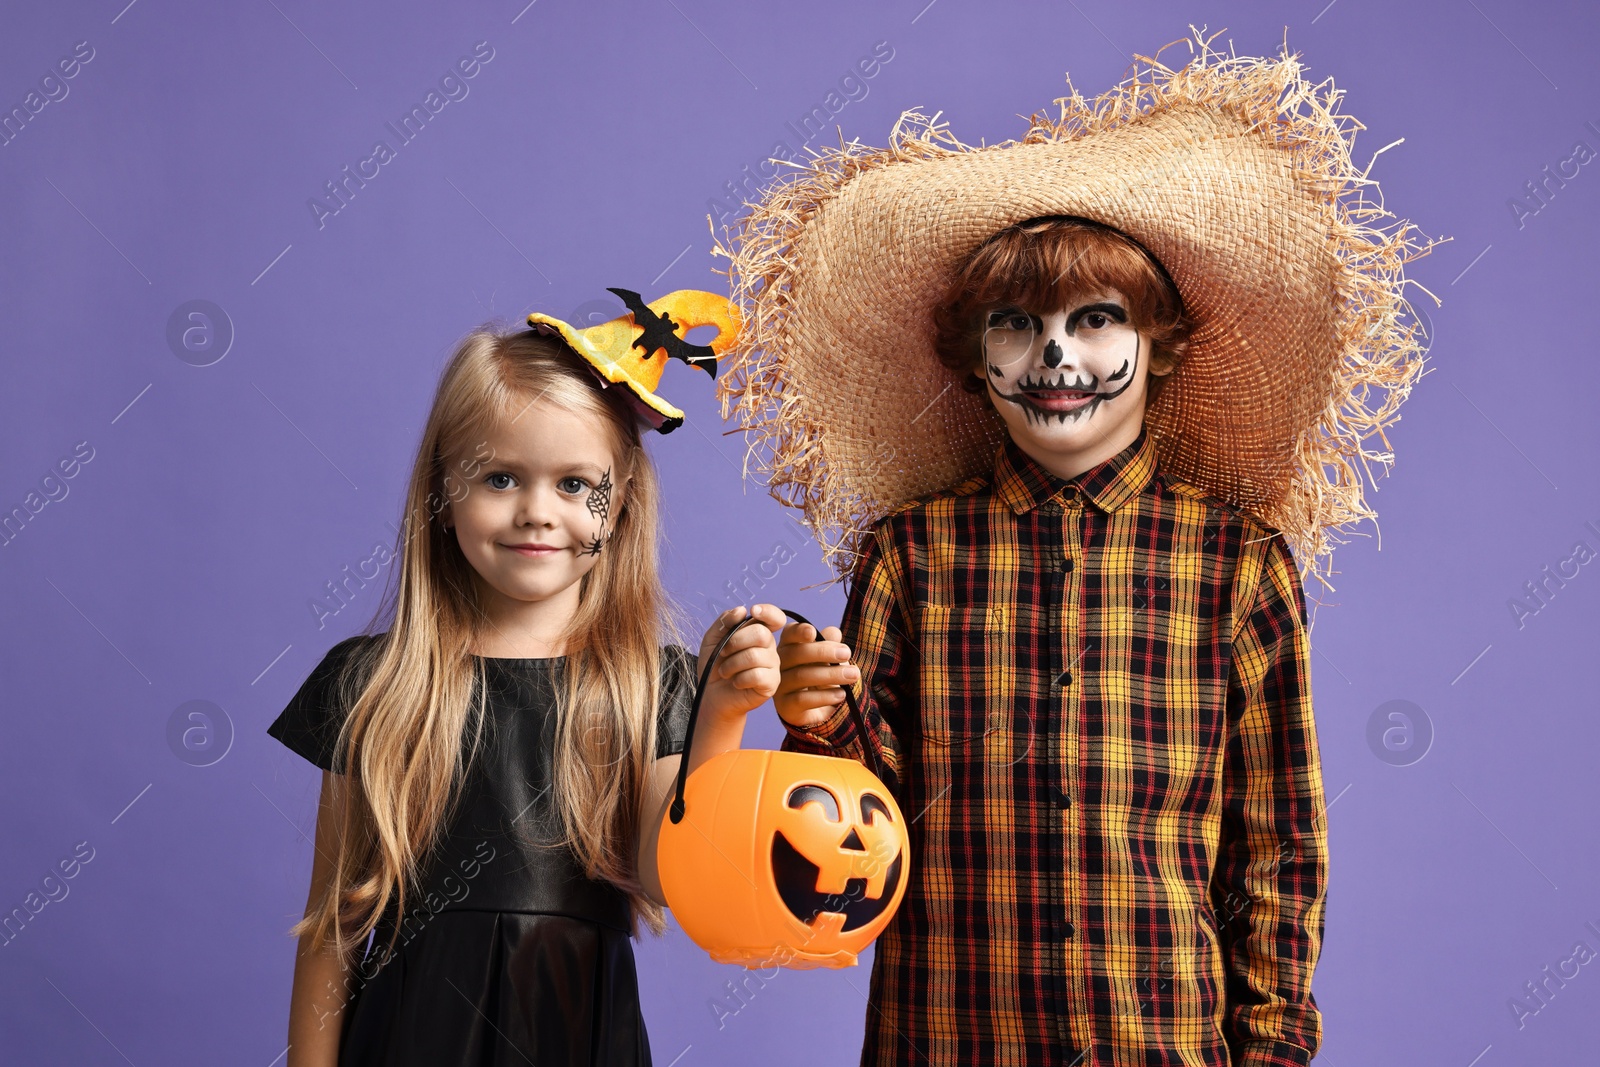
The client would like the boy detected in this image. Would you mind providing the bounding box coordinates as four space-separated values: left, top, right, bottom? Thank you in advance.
715 37 1427 1067
778 215 1324 1067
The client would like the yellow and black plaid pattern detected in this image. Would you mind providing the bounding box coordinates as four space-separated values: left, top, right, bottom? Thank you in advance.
784 426 1328 1067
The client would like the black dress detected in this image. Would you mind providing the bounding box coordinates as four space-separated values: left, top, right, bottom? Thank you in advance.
266 635 695 1067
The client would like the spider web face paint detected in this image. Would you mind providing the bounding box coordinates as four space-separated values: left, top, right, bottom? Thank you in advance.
578 468 614 557
586 468 613 525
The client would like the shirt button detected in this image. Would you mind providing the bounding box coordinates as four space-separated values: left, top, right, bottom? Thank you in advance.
1055 670 1072 687
1063 922 1075 938
1054 786 1072 809
1062 556 1074 572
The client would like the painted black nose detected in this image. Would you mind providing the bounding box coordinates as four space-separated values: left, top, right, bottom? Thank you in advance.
1043 339 1064 368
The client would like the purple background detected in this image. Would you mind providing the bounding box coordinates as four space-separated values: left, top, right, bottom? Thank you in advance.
2 1 1597 1064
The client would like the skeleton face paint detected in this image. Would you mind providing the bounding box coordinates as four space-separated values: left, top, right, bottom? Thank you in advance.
980 290 1155 477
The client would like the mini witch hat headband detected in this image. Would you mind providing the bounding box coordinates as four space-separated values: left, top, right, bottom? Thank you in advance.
529 288 740 434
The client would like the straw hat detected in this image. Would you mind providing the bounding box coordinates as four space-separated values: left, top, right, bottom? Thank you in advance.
529 288 739 434
712 30 1436 596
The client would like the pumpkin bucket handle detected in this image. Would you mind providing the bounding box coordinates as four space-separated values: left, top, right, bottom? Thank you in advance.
669 608 882 824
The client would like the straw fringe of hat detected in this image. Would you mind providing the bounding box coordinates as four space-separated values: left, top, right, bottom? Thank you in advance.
711 27 1439 600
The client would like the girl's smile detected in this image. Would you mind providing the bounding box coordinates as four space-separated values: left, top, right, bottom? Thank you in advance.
501 541 560 556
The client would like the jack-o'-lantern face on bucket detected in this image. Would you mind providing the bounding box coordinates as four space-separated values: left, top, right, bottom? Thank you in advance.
656 749 911 969
772 783 904 931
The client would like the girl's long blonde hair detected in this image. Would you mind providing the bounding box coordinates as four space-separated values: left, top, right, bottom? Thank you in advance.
292 325 678 961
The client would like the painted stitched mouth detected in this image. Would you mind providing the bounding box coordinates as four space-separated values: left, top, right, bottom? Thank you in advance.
1018 373 1097 401
1023 387 1097 401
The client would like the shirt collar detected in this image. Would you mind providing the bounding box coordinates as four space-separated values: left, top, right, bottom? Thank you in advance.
994 424 1157 516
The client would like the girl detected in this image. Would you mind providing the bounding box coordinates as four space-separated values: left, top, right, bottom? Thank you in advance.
267 321 782 1066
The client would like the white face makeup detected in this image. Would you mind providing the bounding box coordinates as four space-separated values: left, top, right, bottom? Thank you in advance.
442 398 621 643
981 289 1156 478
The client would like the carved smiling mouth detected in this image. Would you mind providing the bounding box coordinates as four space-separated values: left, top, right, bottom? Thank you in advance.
771 831 904 932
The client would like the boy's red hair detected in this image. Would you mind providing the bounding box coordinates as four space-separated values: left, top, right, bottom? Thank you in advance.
933 216 1193 394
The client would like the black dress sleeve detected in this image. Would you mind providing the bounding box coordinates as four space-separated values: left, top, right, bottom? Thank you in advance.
266 635 375 773
655 644 698 759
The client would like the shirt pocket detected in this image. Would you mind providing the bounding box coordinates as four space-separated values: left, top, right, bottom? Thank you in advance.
916 603 1011 746
1122 928 1228 1052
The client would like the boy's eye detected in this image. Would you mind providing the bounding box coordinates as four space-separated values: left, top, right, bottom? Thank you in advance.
485 472 515 490
1066 302 1129 333
985 309 1035 332
557 476 590 495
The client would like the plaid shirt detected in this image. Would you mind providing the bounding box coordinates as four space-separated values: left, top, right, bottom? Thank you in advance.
782 425 1327 1067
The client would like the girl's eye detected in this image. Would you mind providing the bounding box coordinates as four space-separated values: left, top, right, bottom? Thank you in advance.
486 472 515 490
1082 313 1108 330
557 476 590 496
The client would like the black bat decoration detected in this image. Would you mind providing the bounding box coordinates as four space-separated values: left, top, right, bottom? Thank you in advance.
606 287 719 378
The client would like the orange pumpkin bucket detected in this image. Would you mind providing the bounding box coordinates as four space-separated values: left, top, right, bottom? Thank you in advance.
657 610 910 969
